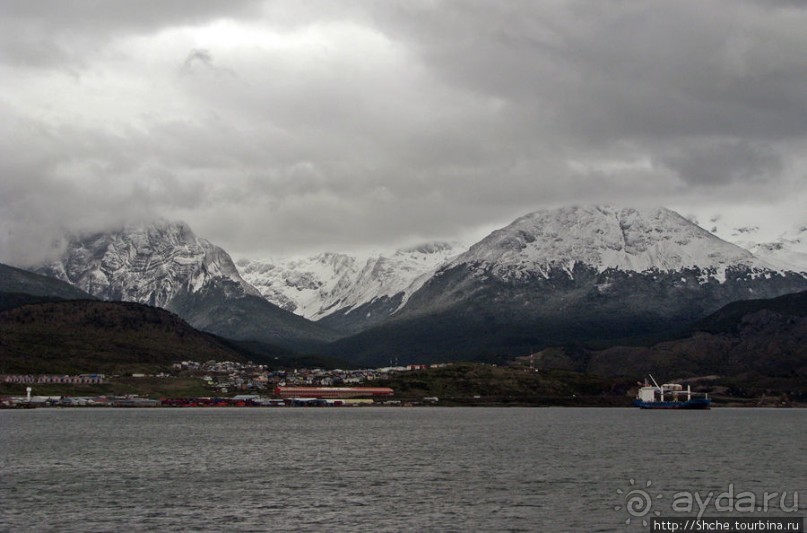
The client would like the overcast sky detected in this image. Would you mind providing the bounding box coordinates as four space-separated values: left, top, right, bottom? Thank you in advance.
2 0 806 265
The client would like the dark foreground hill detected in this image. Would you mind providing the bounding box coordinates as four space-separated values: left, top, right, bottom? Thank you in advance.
532 291 807 398
693 290 807 335
0 300 254 374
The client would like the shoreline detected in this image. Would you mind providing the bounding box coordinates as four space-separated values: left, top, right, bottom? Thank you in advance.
3 400 804 409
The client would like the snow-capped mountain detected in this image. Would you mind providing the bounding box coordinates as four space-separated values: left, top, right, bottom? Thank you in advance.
37 220 338 350
237 252 359 317
703 216 807 273
732 225 807 273
327 206 807 365
27 208 807 364
237 242 464 333
452 206 771 281
743 241 807 272
39 220 259 307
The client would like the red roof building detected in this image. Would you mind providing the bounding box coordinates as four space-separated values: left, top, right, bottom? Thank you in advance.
274 386 394 399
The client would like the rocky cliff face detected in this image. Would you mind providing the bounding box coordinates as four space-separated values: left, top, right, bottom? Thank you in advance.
39 220 259 307
37 221 338 351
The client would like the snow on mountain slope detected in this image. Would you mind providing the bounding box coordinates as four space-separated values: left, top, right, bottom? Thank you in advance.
35 220 340 350
328 206 807 365
39 220 260 307
731 225 807 272
237 242 465 321
342 242 466 315
237 253 360 317
743 241 807 272
700 216 807 273
450 206 774 282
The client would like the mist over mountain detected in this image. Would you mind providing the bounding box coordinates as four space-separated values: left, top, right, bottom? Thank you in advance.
708 219 807 273
37 221 258 306
741 238 807 273
36 221 338 351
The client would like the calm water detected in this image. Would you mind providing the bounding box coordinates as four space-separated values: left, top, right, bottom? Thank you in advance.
0 408 804 532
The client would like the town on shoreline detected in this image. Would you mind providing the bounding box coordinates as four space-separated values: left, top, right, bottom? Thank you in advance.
2 359 802 409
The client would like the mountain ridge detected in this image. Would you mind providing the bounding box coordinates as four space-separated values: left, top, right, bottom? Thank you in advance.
237 241 465 334
21 206 807 363
38 220 260 307
449 206 770 280
35 220 339 351
324 206 807 365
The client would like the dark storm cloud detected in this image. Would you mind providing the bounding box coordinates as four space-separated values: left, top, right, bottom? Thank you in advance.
1 0 806 263
660 140 783 186
367 1 807 143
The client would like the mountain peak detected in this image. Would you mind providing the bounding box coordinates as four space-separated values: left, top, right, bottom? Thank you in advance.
452 205 763 280
39 219 259 308
396 241 462 256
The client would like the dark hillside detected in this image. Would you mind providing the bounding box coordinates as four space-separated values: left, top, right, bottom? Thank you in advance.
0 300 249 374
530 291 806 399
0 263 93 302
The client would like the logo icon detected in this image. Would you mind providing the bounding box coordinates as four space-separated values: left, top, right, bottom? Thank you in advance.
615 478 663 526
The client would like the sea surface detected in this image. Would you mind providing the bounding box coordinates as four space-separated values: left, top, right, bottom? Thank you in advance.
1 408 804 532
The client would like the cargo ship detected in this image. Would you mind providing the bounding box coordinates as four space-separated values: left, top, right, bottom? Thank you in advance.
634 375 711 409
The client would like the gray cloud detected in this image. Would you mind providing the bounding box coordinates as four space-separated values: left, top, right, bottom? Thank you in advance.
183 49 214 70
369 1 807 141
659 140 783 186
1 0 806 264
181 48 236 77
0 1 263 68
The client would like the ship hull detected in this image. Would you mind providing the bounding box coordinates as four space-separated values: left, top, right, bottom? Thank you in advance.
633 398 711 409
